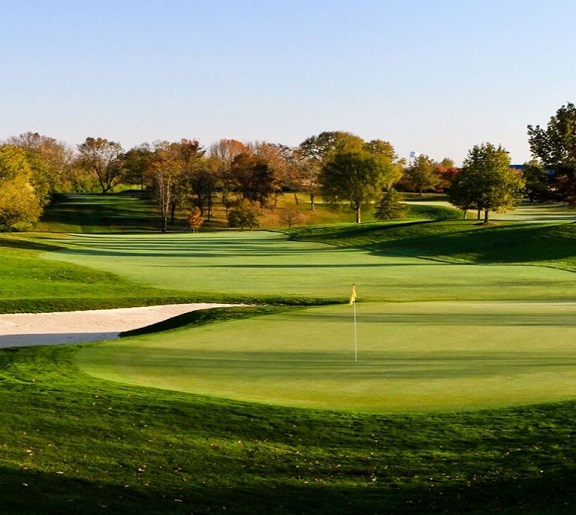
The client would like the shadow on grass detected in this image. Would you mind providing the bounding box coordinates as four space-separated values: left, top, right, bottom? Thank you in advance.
364 222 576 266
0 332 121 347
309 311 576 327
0 237 64 252
1 463 575 514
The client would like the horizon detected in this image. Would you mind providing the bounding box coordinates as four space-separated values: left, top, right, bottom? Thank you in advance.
2 0 575 165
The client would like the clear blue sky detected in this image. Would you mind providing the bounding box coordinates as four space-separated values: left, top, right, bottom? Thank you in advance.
1 0 575 164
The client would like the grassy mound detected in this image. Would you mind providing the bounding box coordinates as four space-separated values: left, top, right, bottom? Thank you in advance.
406 202 462 220
0 343 575 513
0 234 225 313
288 220 576 269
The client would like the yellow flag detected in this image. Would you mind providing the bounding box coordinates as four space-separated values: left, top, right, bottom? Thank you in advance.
349 284 357 305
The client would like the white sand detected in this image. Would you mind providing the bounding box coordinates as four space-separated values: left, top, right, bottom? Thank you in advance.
0 303 235 348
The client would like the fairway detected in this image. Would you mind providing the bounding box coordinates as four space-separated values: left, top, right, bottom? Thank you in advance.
44 231 576 302
77 301 576 412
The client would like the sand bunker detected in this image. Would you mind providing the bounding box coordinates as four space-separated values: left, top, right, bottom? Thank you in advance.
0 303 235 348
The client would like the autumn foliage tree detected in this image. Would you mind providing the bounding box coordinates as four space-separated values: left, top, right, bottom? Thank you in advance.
280 205 305 227
434 158 459 192
6 132 75 197
0 145 43 230
188 207 204 232
146 142 182 232
226 153 277 206
77 137 124 193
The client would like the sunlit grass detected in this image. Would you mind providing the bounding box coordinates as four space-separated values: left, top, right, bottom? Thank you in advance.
78 301 576 412
3 197 576 512
42 230 576 302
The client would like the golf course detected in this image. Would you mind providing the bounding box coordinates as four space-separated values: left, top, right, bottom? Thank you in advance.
2 197 576 513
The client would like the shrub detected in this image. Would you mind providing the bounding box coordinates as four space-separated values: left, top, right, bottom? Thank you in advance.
374 188 409 220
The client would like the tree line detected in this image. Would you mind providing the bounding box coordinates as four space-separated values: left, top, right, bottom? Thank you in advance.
0 101 575 231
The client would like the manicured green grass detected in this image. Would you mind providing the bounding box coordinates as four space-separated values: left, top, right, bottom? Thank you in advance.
405 202 462 220
0 234 224 313
3 198 576 512
78 301 576 412
42 229 576 302
1 342 576 514
289 219 576 264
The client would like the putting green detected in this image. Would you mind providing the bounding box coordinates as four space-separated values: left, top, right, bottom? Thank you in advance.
77 301 576 413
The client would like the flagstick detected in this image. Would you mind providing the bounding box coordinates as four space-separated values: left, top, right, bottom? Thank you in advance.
353 298 358 363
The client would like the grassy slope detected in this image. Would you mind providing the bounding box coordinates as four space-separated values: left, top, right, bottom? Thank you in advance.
0 235 223 313
2 343 576 514
288 219 576 269
2 197 576 512
35 192 162 233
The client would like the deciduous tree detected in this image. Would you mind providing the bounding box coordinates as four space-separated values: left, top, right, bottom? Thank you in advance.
188 207 204 232
121 144 153 190
280 205 305 227
404 154 439 195
434 158 459 192
250 142 293 204
528 102 576 205
0 145 43 230
227 153 276 206
6 132 75 197
77 137 124 193
296 131 365 210
319 149 400 223
146 142 181 232
227 199 261 231
448 143 524 222
522 160 551 202
185 168 218 219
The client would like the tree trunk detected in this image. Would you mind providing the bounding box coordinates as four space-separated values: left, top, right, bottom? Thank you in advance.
207 195 213 220
484 209 490 223
310 192 315 211
170 200 176 225
355 207 361 224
